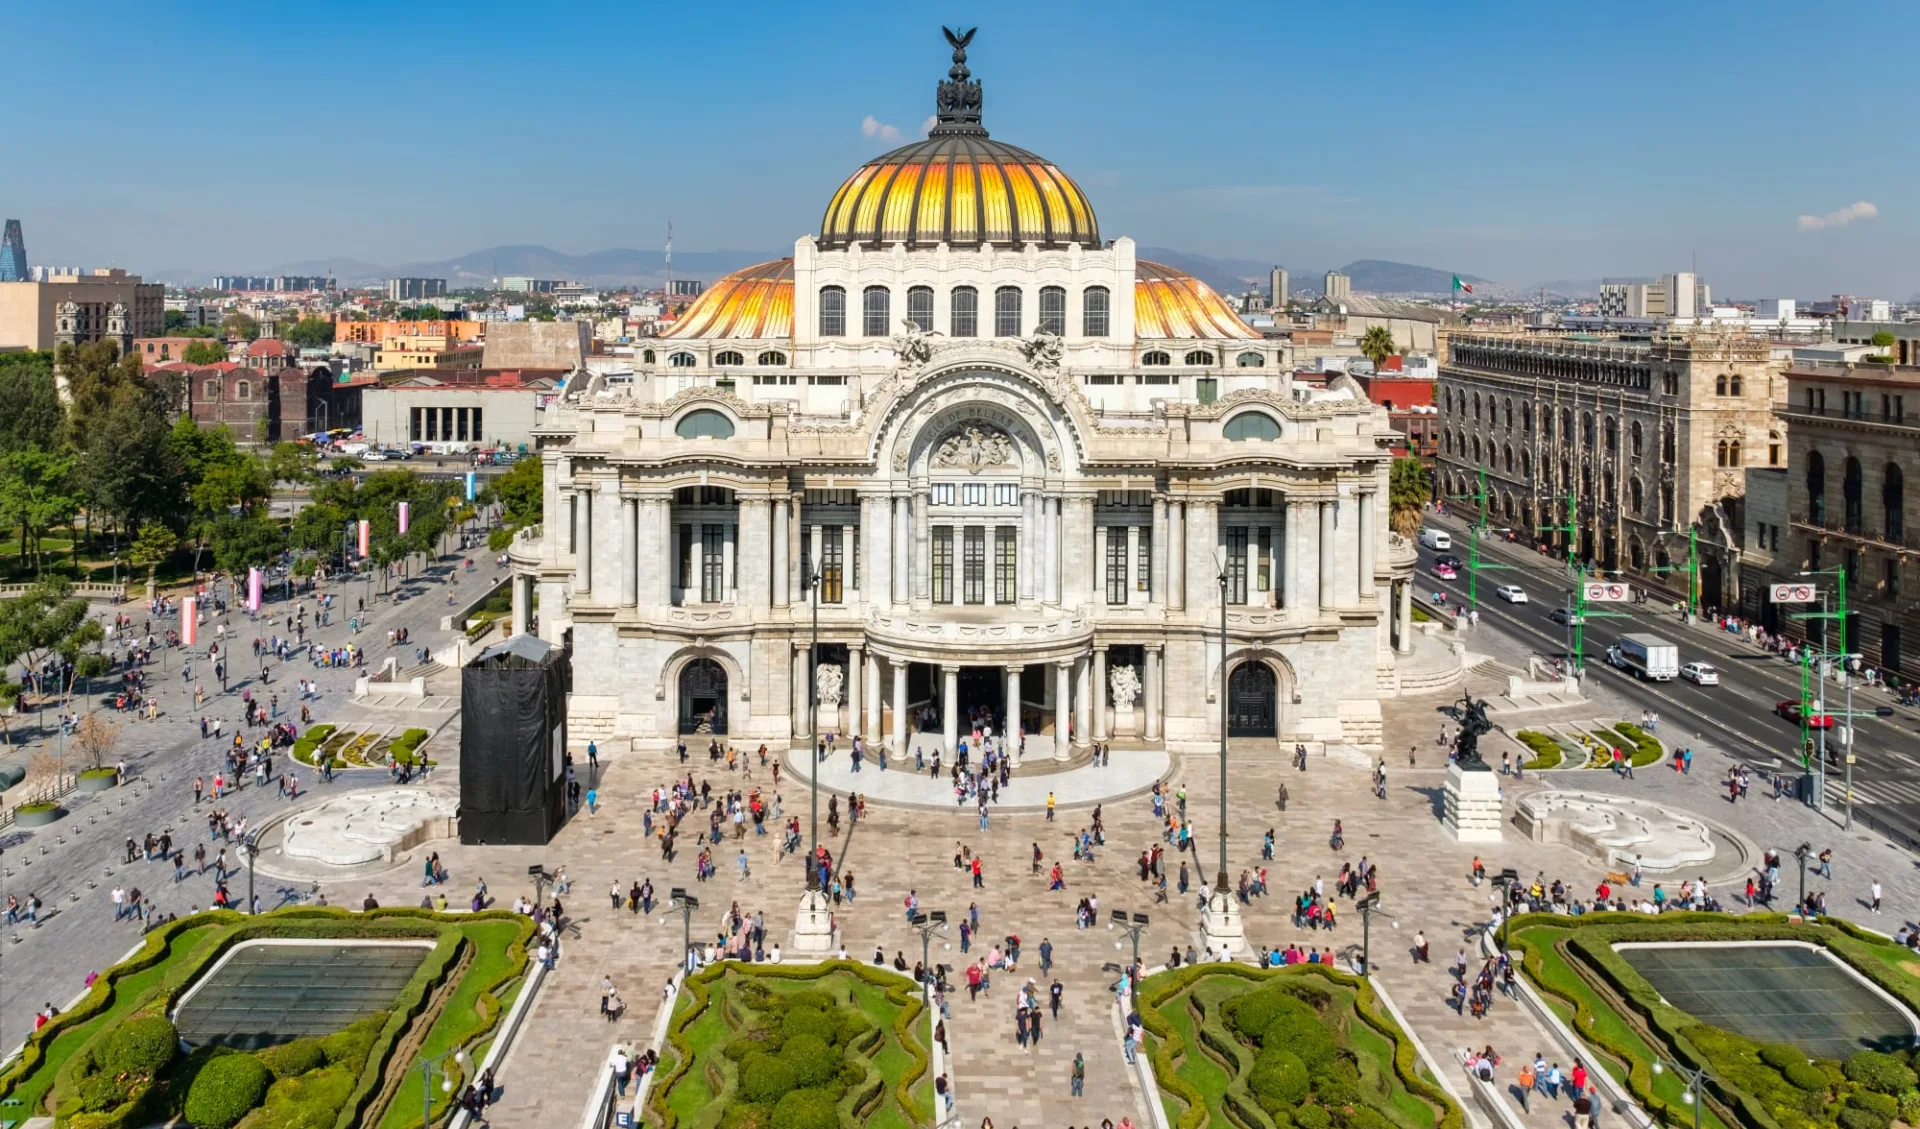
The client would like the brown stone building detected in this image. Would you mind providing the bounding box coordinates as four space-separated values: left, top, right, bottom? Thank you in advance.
157 357 321 444
1436 331 1783 609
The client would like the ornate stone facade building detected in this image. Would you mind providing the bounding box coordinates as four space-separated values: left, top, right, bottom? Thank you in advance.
508 37 1417 756
1435 332 1781 609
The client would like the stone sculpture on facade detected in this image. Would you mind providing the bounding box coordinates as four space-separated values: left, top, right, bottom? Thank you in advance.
933 425 1014 473
1020 327 1064 369
1109 663 1141 715
890 316 938 369
815 663 844 710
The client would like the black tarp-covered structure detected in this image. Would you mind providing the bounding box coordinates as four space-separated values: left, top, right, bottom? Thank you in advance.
460 634 569 845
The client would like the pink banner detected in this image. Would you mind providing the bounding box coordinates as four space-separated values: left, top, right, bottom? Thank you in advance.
397 501 410 535
358 519 371 558
247 567 262 611
180 597 197 646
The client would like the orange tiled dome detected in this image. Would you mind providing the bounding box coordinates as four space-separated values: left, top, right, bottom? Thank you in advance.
661 259 793 340
819 135 1099 251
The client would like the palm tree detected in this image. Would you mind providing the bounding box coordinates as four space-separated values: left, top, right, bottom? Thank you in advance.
1359 326 1396 367
1388 456 1431 539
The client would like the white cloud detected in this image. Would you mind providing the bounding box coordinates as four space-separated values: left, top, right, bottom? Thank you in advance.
860 115 903 144
1797 200 1878 231
920 115 938 136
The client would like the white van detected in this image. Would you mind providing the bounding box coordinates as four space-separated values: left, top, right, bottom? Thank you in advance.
1419 528 1452 551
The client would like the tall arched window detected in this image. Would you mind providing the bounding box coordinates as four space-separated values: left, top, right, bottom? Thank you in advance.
862 285 891 336
1844 456 1864 532
1729 373 1743 396
1184 350 1216 366
1471 437 1482 463
1472 393 1481 422
818 286 845 336
1769 430 1782 466
906 285 934 332
994 286 1022 337
1503 445 1514 473
641 349 656 364
1503 398 1514 430
1521 450 1531 478
949 286 977 337
1715 374 1728 395
1082 286 1109 336
1886 463 1905 542
1038 286 1066 335
1727 439 1741 465
714 350 745 366
1604 416 1618 454
1630 478 1644 514
1806 450 1826 524
1523 403 1534 433
1581 412 1595 448
1630 420 1643 457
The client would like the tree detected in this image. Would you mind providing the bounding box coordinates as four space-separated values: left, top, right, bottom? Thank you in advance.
78 383 181 538
164 309 187 331
398 304 445 321
481 456 543 551
282 317 336 349
182 340 229 366
71 713 120 772
0 353 64 456
1359 326 1397 367
170 419 269 572
0 448 78 574
58 340 145 444
0 578 104 714
209 512 286 575
219 312 260 341
1388 456 1432 539
1871 331 1896 348
127 522 178 591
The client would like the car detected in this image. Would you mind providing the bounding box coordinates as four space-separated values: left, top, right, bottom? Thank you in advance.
1548 606 1585 626
1419 528 1452 551
1431 562 1458 580
1774 699 1835 728
360 450 389 461
1434 554 1462 571
1495 584 1528 604
1679 662 1720 686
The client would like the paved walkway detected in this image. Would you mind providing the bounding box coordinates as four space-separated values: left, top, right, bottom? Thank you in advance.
785 745 1170 811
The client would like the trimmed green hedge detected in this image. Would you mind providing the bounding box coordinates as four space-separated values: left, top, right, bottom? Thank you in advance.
1515 730 1563 770
388 728 431 766
292 724 337 767
184 1053 273 1128
1613 721 1665 766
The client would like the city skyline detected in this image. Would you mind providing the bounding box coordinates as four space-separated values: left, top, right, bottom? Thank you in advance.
5 0 1915 297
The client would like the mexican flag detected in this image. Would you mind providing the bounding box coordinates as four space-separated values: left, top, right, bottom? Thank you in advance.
1451 275 1473 294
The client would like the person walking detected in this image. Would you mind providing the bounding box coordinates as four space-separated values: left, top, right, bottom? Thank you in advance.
1050 978 1063 1019
1515 1060 1534 1112
1871 880 1883 913
1070 1050 1085 1097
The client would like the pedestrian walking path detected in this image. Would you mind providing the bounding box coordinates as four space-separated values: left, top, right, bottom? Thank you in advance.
786 745 1170 811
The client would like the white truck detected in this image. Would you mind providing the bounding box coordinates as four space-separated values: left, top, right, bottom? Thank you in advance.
1607 633 1679 681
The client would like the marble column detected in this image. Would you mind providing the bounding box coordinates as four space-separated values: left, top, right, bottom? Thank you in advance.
737 497 769 609
890 659 908 756
1044 497 1062 604
941 665 959 754
848 643 864 746
864 650 882 745
620 496 638 607
1185 499 1217 616
1020 492 1038 601
651 499 673 607
510 574 529 636
1397 581 1415 654
1074 655 1092 748
1358 490 1377 598
1053 660 1072 761
1144 646 1162 741
772 498 790 607
864 495 887 603
791 642 809 739
1319 501 1336 610
572 488 591 594
891 495 909 604
1151 496 1168 605
914 492 931 602
1091 647 1108 740
1005 666 1024 741
1168 501 1186 611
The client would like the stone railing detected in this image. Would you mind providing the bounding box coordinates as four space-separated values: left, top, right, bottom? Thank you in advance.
0 581 126 602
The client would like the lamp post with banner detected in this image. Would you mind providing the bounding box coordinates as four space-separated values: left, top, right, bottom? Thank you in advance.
1779 575 1846 812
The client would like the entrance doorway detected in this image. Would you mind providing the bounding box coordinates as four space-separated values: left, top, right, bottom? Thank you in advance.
1227 662 1277 737
1883 623 1902 678
957 667 1003 730
678 658 727 735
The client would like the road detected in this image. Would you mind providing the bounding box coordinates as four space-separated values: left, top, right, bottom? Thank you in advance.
1412 511 1920 836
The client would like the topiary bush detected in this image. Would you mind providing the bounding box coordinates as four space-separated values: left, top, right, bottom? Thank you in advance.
780 1034 836 1088
1844 1050 1917 1094
102 1015 178 1078
1249 1047 1310 1111
1760 1043 1808 1071
779 1006 836 1047
1294 1103 1332 1129
1839 1106 1893 1129
76 1072 129 1114
318 1014 382 1067
769 1087 838 1129
1784 1060 1831 1093
256 1037 326 1080
741 1054 799 1105
183 1053 273 1129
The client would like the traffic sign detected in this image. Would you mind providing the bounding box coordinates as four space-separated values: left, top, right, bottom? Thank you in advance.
1771 583 1818 603
1583 582 1631 603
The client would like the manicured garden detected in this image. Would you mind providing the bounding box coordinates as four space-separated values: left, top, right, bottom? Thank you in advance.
0 907 531 1129
1513 720 1663 771
291 725 434 771
1140 963 1461 1129
1508 912 1920 1129
647 961 933 1129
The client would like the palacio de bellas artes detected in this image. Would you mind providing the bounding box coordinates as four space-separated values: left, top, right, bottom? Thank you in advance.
508 33 1421 770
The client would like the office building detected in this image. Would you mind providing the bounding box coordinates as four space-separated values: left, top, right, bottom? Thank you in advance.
503 277 560 294
1323 271 1351 303
0 220 26 283
387 277 448 301
0 268 165 352
1270 266 1288 309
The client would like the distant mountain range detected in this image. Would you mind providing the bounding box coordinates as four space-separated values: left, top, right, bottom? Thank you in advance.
152 244 1493 298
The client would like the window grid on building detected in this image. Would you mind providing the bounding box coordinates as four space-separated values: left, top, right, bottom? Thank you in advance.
995 526 1017 604
701 525 725 603
1038 286 1066 335
1106 526 1129 604
818 287 845 336
1083 286 1109 337
962 526 986 605
994 484 1018 506
950 287 977 337
1224 526 1249 605
931 526 953 604
820 526 844 604
995 287 1022 337
863 286 891 336
962 483 987 506
907 286 934 332
1136 528 1152 594
930 483 956 505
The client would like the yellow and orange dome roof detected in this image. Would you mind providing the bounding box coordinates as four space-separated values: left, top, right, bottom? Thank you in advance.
1134 260 1260 340
820 135 1099 251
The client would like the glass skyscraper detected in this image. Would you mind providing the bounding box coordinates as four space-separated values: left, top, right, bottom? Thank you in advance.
0 220 25 282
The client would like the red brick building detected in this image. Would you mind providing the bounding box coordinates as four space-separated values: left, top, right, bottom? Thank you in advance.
133 336 225 367
1352 357 1440 458
155 357 323 444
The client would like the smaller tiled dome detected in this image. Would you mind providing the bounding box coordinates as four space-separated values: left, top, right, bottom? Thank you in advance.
661 259 793 340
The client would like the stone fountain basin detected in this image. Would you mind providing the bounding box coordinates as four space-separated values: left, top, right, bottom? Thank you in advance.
280 788 457 867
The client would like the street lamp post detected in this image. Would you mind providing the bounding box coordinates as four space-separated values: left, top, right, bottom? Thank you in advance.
240 835 258 915
1216 571 1229 892
668 887 701 971
908 910 948 989
1652 1057 1709 1129
806 568 821 891
1793 842 1811 913
1109 910 1150 1007
1354 892 1387 976
418 1047 467 1129
1491 868 1520 954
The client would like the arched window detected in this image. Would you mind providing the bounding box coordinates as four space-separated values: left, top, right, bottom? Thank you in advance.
818 286 845 336
1581 412 1595 448
669 352 696 368
1886 463 1905 542
714 350 745 366
757 351 788 366
1729 373 1743 396
1727 440 1741 466
1769 430 1782 466
1503 398 1514 430
1630 420 1643 457
1471 437 1482 463
1715 374 1728 395
1236 352 1265 368
1604 416 1618 454
1562 407 1574 439
1523 403 1534 433
1661 425 1675 463
1630 478 1644 514
1542 412 1553 443
1520 450 1531 478
202 380 219 401
1082 286 1109 337
862 285 891 336
994 286 1022 337
1184 350 1216 366
1472 393 1481 422
950 286 977 337
1629 537 1645 572
1142 351 1171 366
1807 450 1826 524
1223 412 1282 441
906 285 933 332
675 409 735 439
1843 456 1864 532
1038 286 1066 335
1503 445 1514 473
642 349 656 364
234 380 251 400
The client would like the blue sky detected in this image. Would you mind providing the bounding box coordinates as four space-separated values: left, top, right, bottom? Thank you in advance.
6 0 1914 297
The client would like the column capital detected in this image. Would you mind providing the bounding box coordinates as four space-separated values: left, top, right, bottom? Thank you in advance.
1003 664 1025 674
1092 643 1109 654
1055 658 1074 671
941 663 961 675
1145 642 1164 654
848 641 865 654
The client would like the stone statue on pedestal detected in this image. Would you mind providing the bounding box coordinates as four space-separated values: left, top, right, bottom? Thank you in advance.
816 663 844 710
1443 693 1493 770
1109 664 1140 714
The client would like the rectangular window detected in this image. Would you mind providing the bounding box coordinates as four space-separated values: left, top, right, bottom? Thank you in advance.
1136 527 1151 595
820 526 844 604
1256 526 1272 591
471 407 482 442
995 287 1022 337
1140 374 1175 385
1224 526 1249 605
1106 526 1129 604
1197 376 1219 405
995 526 1017 604
931 483 955 505
950 287 977 337
1083 286 1110 337
676 522 692 591
799 525 811 593
701 524 725 603
907 287 934 332
1888 558 1901 598
962 483 987 506
994 484 1018 507
1038 286 1066 335
409 408 421 442
962 525 986 604
932 526 953 604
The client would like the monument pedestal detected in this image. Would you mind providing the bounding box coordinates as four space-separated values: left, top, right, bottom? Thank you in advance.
1200 888 1246 957
1443 762 1504 842
791 888 838 955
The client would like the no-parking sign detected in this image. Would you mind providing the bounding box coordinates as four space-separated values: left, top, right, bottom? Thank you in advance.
1770 583 1818 603
1582 582 1630 602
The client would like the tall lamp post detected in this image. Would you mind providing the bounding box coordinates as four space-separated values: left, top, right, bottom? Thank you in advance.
1651 1057 1710 1129
908 910 948 989
239 835 259 915
1793 842 1811 912
667 887 700 971
1109 910 1150 1006
1490 868 1520 954
1354 892 1391 976
418 1047 467 1129
1199 570 1242 955
806 568 821 891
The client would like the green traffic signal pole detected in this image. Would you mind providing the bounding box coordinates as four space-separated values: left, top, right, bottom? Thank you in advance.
1444 466 1516 612
1535 489 1585 671
1650 524 1702 621
1791 566 1849 814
